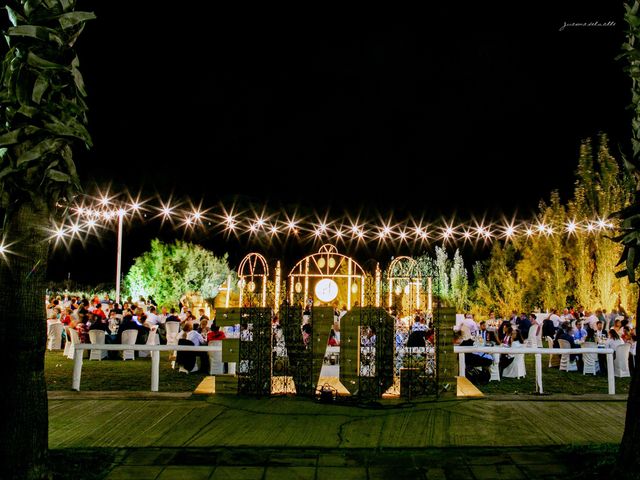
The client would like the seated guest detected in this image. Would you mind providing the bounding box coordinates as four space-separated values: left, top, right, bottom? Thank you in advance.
207 325 226 342
572 320 587 342
75 317 90 343
454 331 492 385
478 321 498 345
116 314 149 344
606 328 625 351
165 308 180 323
199 319 210 337
61 307 73 325
89 313 109 331
498 328 521 375
516 313 531 339
92 303 106 320
177 322 208 373
542 314 556 339
498 319 511 342
145 306 163 327
594 320 607 342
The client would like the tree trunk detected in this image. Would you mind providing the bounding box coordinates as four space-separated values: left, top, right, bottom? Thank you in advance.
0 203 50 479
619 289 640 469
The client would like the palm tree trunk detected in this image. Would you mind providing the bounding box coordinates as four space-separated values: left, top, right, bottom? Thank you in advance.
619 291 640 468
0 203 50 479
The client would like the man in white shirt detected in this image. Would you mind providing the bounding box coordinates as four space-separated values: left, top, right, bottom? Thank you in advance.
462 314 479 336
145 306 164 327
584 311 599 330
178 306 189 322
549 309 561 329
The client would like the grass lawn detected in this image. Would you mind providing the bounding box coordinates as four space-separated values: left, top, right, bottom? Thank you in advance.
45 350 206 392
47 349 632 396
477 353 632 395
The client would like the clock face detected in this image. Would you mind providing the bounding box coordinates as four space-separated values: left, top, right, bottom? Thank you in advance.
315 278 339 303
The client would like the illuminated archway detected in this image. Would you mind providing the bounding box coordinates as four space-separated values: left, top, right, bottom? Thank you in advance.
288 244 366 309
238 252 269 307
386 256 430 313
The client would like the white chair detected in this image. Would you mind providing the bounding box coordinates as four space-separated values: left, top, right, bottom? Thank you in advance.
63 326 73 358
89 330 108 360
489 353 500 382
526 327 540 348
615 343 632 378
47 323 64 350
166 322 180 345
208 340 224 375
558 339 578 372
66 328 81 360
582 341 598 375
139 326 159 358
502 349 526 379
546 336 560 368
121 330 138 361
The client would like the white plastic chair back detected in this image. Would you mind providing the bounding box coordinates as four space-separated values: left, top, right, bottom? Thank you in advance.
502 348 526 379
208 340 224 375
121 329 138 361
139 326 159 358
546 336 559 368
63 326 72 357
582 341 597 375
67 328 81 360
166 322 180 345
615 343 631 378
89 330 108 360
48 323 63 350
558 339 577 371
526 326 539 348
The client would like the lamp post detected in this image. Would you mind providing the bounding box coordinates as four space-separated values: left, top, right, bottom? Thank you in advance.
115 209 125 305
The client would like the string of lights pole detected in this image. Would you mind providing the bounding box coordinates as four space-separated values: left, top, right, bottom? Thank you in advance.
33 190 619 303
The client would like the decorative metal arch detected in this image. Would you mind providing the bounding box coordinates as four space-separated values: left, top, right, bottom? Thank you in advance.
385 256 424 312
238 252 269 308
288 244 366 309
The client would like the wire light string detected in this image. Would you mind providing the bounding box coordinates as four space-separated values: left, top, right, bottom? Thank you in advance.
46 192 617 247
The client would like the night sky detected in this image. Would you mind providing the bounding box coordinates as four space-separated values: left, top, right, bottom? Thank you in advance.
49 2 630 285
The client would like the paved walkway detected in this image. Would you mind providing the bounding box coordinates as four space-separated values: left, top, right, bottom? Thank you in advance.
100 446 578 479
49 394 626 479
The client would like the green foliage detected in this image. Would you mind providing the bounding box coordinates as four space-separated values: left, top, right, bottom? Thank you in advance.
0 1 95 214
124 239 232 308
449 249 469 311
474 242 523 316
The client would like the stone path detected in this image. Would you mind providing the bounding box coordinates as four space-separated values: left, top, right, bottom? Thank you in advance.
100 446 576 479
49 394 626 479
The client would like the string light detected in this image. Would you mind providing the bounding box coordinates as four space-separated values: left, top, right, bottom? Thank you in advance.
50 193 621 248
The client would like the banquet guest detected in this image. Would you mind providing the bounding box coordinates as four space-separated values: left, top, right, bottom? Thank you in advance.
199 319 210 337
461 314 479 335
89 312 109 332
116 314 149 344
165 308 180 323
498 329 522 375
478 321 498 344
572 320 587 342
146 306 163 327
61 308 73 326
584 311 599 330
498 322 511 342
599 329 625 376
597 309 607 327
93 303 106 320
549 309 562 329
613 318 623 336
542 316 558 338
177 322 208 372
559 308 573 325
516 313 531 339
594 321 607 342
207 325 226 342
509 310 518 327
75 317 90 343
622 326 632 343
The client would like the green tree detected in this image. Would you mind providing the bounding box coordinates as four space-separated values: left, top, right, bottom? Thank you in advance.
125 239 232 308
474 242 523 316
434 246 450 302
0 2 94 478
449 249 469 312
615 0 640 470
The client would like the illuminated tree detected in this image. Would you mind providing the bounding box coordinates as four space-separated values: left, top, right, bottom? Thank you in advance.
125 239 232 309
449 249 469 311
0 2 94 478
474 242 523 316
